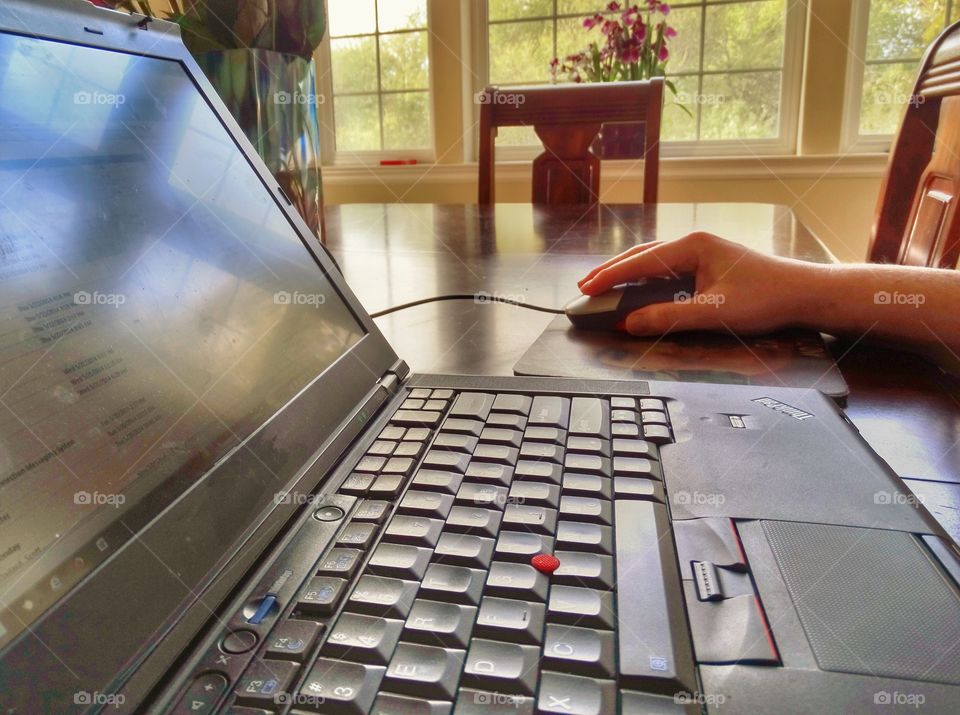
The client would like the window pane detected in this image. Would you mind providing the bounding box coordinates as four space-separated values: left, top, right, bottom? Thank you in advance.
378 0 427 32
328 0 376 36
489 0 554 22
859 62 914 135
703 0 785 72
490 20 554 84
663 75 699 141
335 95 380 151
380 31 429 91
497 125 540 146
382 92 431 149
556 16 603 61
330 36 378 93
666 6 702 75
699 71 781 140
866 0 946 61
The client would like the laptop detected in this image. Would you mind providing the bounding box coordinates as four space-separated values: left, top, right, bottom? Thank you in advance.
1 2 958 713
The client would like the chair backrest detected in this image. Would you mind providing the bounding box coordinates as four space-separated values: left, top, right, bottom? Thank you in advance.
870 21 960 268
477 79 664 205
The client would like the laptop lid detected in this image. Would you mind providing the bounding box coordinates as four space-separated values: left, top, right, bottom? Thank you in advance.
0 0 402 704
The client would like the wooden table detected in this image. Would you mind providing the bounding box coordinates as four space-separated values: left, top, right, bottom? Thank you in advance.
325 203 960 543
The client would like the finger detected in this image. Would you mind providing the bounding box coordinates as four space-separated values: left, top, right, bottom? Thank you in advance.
624 300 721 336
578 241 663 287
580 239 702 296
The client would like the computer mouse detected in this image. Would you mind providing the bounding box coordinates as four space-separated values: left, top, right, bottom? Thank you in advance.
564 274 697 331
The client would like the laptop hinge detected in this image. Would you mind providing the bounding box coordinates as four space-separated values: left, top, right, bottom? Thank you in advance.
380 359 410 389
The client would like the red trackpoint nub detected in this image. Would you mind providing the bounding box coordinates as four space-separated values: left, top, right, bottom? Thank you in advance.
531 553 560 574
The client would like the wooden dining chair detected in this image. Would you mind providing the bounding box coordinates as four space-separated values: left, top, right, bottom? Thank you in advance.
477 79 664 206
869 21 960 268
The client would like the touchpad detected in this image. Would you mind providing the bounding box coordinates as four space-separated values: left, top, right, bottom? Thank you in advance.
762 521 960 684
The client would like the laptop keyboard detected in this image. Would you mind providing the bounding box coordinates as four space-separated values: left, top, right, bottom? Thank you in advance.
185 388 693 715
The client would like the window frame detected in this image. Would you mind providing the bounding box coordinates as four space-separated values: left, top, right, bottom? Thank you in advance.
315 0 437 166
841 0 956 153
469 0 808 159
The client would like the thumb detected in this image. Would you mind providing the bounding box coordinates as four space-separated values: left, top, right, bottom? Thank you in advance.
625 300 720 335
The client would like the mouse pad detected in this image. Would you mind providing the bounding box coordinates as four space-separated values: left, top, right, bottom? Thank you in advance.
514 316 849 400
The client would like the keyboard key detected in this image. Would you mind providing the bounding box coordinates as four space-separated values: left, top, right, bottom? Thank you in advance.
486 413 527 430
641 410 670 425
464 462 514 487
556 521 613 554
265 619 322 662
340 473 374 496
475 597 545 644
564 454 610 476
384 516 445 548
411 469 463 494
494 531 554 562
479 427 523 448
456 482 508 509
410 388 432 399
406 428 431 441
424 399 447 411
372 692 453 715
337 521 378 548
381 426 407 441
484 561 548 601
569 397 609 438
553 551 614 590
492 394 532 415
565 436 609 457
462 639 540 695
433 433 478 453
403 599 477 648
537 672 616 715
369 440 396 456
614 477 665 503
514 460 562 485
524 426 565 444
356 455 387 473
367 544 433 580
347 576 419 619
543 625 615 677
398 490 454 519
518 442 564 463
561 473 611 499
455 689 534 715
382 457 416 476
434 533 493 569
612 438 658 459
355 499 391 523
449 392 495 421
614 500 696 692
610 397 636 409
528 396 570 429
613 457 662 480
559 496 612 525
369 474 406 499
317 548 362 578
402 399 426 410
508 482 560 509
548 586 614 629
394 441 426 459
643 424 672 444
297 577 347 616
299 658 384 714
421 564 486 605
432 389 454 400
234 659 298 707
385 642 465 700
444 506 502 539
471 444 518 465
422 450 471 473
502 504 557 535
611 409 638 423
393 410 443 427
441 418 484 437
323 613 403 664
611 423 640 437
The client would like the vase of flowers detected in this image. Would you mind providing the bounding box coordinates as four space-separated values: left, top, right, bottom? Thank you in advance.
91 0 327 239
551 1 680 160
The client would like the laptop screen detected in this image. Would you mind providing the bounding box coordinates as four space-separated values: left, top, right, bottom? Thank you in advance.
0 34 365 645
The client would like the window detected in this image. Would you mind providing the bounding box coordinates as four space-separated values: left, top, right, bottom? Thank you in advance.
844 0 959 149
477 0 805 155
319 0 432 160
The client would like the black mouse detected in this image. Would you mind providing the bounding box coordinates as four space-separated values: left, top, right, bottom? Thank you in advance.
564 275 697 331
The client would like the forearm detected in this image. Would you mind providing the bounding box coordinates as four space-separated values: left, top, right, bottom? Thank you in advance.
789 262 960 356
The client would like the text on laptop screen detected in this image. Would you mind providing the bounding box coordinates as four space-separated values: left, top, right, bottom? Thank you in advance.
0 34 365 642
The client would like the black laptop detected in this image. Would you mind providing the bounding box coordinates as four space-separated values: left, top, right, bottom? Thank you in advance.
1 2 959 713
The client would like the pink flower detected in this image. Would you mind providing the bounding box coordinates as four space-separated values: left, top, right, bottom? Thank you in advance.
601 19 619 36
664 25 677 38
658 44 669 61
659 3 671 15
607 2 621 11
633 22 647 42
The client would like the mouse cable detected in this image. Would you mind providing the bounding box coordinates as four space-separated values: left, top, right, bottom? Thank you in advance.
369 293 565 319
